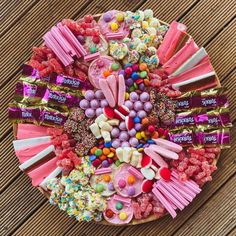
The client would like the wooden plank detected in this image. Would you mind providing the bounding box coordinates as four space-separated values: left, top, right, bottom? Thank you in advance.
174 176 236 236
0 0 91 87
0 0 39 36
0 174 46 236
118 123 236 236
179 0 236 46
228 227 236 236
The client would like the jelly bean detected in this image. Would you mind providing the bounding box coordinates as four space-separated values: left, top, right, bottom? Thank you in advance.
136 132 142 140
132 64 139 71
90 47 97 53
111 63 120 71
103 175 111 182
125 67 132 75
107 158 113 164
116 202 123 210
95 149 102 156
139 63 148 71
140 131 146 138
127 186 135 196
116 12 124 22
103 148 110 155
105 209 114 218
110 22 119 31
119 212 128 220
102 160 109 167
141 118 149 125
118 179 126 188
140 71 147 78
148 125 155 132
103 70 111 77
136 78 143 85
90 146 97 154
131 72 139 80
99 155 107 161
127 175 136 185
89 155 97 162
92 159 101 167
104 142 112 148
107 152 114 158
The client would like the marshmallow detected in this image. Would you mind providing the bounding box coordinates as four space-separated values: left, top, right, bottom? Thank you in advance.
107 119 120 126
99 121 113 132
122 147 133 163
95 114 108 124
130 151 142 168
116 147 124 162
89 123 102 139
101 130 111 142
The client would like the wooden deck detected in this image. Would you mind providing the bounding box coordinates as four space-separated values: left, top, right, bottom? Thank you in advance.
1 0 236 235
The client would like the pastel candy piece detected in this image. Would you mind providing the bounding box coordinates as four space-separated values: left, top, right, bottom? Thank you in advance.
157 21 187 65
39 167 63 190
152 187 177 218
144 147 168 168
149 144 179 160
101 130 111 142
141 168 155 180
118 74 126 106
99 79 116 107
107 119 120 126
162 38 199 75
17 124 49 139
28 157 58 186
153 138 183 153
99 121 112 132
122 147 133 163
107 75 118 102
95 114 108 124
130 150 142 168
171 47 208 77
116 147 124 162
89 123 102 139
19 145 55 171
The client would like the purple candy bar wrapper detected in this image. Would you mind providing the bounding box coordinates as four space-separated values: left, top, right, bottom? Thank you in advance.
175 97 192 110
172 113 195 128
169 131 195 146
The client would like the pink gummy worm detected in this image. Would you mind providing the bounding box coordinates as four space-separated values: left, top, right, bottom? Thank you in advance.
94 167 112 175
128 166 143 180
113 194 131 205
152 187 177 218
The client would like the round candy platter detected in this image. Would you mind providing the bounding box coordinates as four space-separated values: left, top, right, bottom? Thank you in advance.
10 9 231 226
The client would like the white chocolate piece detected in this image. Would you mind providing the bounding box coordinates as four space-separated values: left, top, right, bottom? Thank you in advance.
95 114 108 124
130 151 142 168
39 167 63 190
150 164 158 172
19 145 55 171
99 121 113 132
141 168 155 180
89 123 102 139
122 147 133 163
107 119 120 126
116 147 124 162
101 130 111 142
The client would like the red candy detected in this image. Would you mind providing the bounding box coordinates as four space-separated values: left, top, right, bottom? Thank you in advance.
105 209 115 218
159 167 171 181
92 159 101 167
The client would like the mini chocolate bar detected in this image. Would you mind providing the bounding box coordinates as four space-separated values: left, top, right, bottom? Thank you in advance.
168 129 195 146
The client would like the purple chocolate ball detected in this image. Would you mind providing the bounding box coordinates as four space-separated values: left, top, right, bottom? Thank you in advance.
134 101 144 111
79 99 90 109
119 131 129 141
137 110 147 119
95 108 103 117
129 137 139 147
128 128 136 137
144 102 153 112
140 92 150 102
90 99 99 109
103 12 112 22
108 182 115 191
95 90 104 99
124 100 133 110
129 92 139 102
85 108 95 118
127 186 136 196
102 160 109 168
111 128 120 138
112 139 121 148
119 121 126 131
126 78 134 86
129 110 137 118
135 123 142 131
100 99 109 108
84 90 95 101
121 141 130 147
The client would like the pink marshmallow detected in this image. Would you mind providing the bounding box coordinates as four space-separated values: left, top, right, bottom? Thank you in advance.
118 74 126 106
99 79 116 107
107 75 118 103
144 147 168 168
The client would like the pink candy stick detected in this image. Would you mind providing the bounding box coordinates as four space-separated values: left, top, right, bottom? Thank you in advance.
84 52 100 62
59 25 87 56
51 26 77 57
106 32 124 40
128 166 144 180
17 124 50 139
159 180 189 206
163 38 199 75
113 194 131 205
149 144 179 160
152 187 177 218
157 21 187 65
99 79 116 107
183 181 201 194
144 147 168 168
118 74 126 106
156 182 185 210
153 138 183 153
28 157 58 186
94 167 112 175
107 75 118 103
43 32 73 66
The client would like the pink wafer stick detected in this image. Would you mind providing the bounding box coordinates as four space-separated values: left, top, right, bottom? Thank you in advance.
107 75 118 103
159 180 189 206
118 74 126 106
152 187 177 218
113 194 131 205
99 79 116 107
17 124 50 139
106 32 124 40
128 166 144 179
144 147 168 168
156 182 185 210
84 52 100 62
149 144 179 160
183 181 201 194
163 38 199 75
94 167 112 175
51 26 77 57
28 158 58 186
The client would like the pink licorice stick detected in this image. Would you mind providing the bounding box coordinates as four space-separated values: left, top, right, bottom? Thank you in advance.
113 194 131 205
51 26 77 57
60 25 87 56
99 79 116 107
118 74 126 106
144 147 168 168
152 187 177 218
94 167 112 175
43 32 73 66
84 52 100 62
106 32 124 40
153 138 183 153
157 21 187 65
17 124 49 139
128 166 144 180
28 157 58 186
163 38 199 75
156 182 185 210
107 75 118 103
183 181 201 194
149 144 179 160
159 180 189 206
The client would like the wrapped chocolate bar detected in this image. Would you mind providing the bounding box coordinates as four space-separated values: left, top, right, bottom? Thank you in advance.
174 91 195 110
171 110 196 129
14 80 47 104
8 103 41 124
168 129 195 146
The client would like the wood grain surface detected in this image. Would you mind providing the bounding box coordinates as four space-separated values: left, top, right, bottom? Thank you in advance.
1 0 235 235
